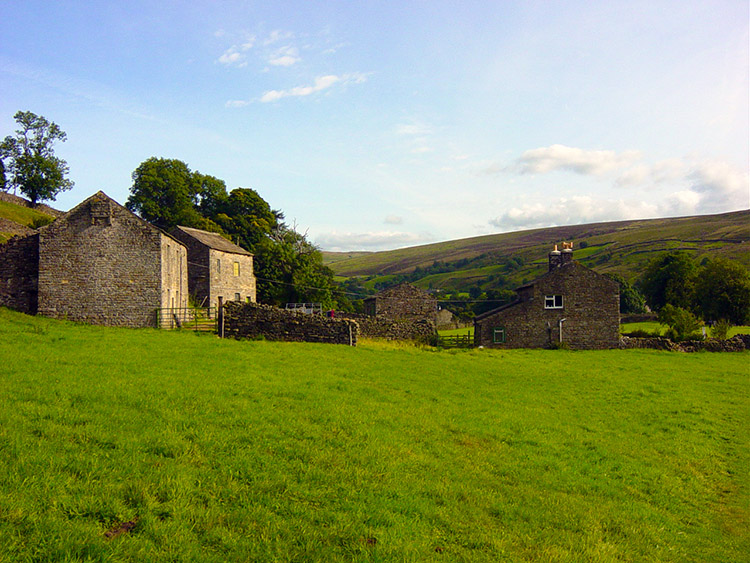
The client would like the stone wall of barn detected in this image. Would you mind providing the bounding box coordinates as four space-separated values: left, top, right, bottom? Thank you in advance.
207 249 256 308
363 283 437 322
223 301 358 345
0 233 39 314
475 262 620 350
37 192 187 327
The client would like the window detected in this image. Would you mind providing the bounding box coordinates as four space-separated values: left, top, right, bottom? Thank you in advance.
235 293 241 302
233 261 240 276
493 327 506 343
216 259 221 273
545 295 563 309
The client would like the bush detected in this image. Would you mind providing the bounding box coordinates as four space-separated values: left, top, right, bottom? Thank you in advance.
30 215 54 229
658 304 704 342
710 319 731 341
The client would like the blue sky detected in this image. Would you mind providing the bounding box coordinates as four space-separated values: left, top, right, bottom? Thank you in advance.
1 1 747 251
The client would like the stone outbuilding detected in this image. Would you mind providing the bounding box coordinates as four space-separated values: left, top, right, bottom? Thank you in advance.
170 226 256 308
364 282 437 323
474 244 620 349
0 191 188 327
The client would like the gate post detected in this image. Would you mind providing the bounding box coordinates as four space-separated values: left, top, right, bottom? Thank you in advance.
218 297 224 338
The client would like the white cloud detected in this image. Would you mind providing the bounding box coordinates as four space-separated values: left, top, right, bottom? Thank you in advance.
216 39 254 67
489 196 659 230
268 46 300 67
395 122 432 136
384 215 403 225
512 144 642 176
686 160 749 212
315 230 433 251
225 99 250 108
259 73 368 103
264 30 294 46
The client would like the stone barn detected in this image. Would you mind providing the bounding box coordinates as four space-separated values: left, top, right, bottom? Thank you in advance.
364 282 437 323
0 191 188 327
170 225 256 308
474 244 620 349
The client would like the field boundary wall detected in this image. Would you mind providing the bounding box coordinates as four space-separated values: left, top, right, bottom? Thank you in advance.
620 334 750 352
223 302 358 346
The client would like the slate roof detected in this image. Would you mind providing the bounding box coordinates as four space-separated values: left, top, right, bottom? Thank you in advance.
173 225 252 256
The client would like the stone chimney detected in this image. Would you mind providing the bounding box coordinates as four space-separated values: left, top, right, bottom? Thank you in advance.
548 244 562 271
549 242 573 271
561 241 573 265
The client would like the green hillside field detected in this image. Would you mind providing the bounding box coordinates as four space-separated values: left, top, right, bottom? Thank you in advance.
324 210 750 292
0 307 747 562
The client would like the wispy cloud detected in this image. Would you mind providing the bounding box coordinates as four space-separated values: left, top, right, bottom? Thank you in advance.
489 196 659 230
268 45 300 67
259 73 368 103
263 30 294 46
512 144 642 176
384 215 403 225
216 38 255 67
315 230 433 251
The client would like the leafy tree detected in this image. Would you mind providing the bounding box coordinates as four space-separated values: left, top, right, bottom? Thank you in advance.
694 258 750 325
639 251 697 311
127 158 204 230
254 224 335 307
605 273 647 314
0 159 6 191
0 111 74 204
658 304 703 341
212 188 278 249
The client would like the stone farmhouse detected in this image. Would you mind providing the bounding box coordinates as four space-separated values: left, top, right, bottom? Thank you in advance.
0 191 188 327
364 282 437 323
474 244 620 349
170 225 256 308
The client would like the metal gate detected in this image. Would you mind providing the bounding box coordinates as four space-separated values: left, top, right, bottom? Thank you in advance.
156 307 218 332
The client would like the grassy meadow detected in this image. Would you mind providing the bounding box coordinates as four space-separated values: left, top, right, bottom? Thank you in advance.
0 307 748 562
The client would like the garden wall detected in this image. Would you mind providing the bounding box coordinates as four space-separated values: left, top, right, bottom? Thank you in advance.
223 302 358 346
620 334 750 352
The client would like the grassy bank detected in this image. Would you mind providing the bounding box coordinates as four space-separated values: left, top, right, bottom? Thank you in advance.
0 308 747 562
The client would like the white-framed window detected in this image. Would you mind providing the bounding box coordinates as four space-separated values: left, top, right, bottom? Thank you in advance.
492 327 506 344
545 295 563 309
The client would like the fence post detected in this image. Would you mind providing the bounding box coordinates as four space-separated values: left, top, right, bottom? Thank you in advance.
218 297 224 338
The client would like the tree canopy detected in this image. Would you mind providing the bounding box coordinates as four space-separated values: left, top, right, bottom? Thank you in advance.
693 258 750 325
128 157 335 307
0 111 74 205
639 251 697 312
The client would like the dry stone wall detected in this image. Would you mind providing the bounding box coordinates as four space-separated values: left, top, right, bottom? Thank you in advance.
620 334 750 352
223 302 358 345
335 311 436 342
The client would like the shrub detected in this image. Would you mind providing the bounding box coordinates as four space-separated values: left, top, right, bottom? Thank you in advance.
710 319 731 341
30 215 54 229
658 304 704 341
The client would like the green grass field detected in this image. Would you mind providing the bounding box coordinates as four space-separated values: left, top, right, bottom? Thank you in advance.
0 199 54 227
1 308 748 562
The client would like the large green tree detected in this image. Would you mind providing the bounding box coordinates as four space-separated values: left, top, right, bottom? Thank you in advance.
254 224 335 307
639 251 697 312
605 273 647 314
213 188 279 249
127 158 221 231
0 111 74 204
694 258 750 325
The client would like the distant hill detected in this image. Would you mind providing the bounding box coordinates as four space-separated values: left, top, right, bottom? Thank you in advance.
323 210 750 292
